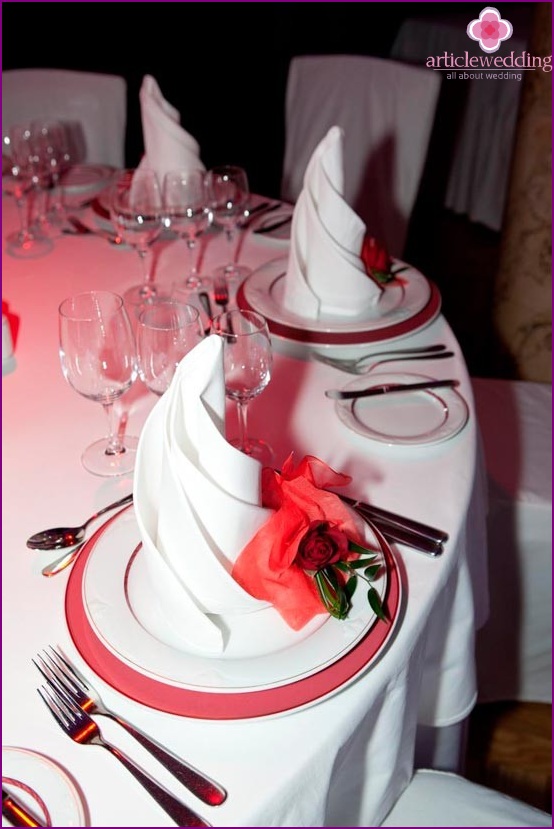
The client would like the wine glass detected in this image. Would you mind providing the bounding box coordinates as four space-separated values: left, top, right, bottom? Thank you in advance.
58 290 139 476
4 123 53 258
109 168 164 307
206 165 251 284
31 119 71 229
212 309 273 464
136 298 204 396
162 168 212 290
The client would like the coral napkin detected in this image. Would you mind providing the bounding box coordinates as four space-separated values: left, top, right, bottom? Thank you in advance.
138 74 205 182
133 336 272 655
282 125 383 319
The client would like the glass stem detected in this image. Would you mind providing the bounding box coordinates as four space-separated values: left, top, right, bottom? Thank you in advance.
236 399 251 454
137 247 153 288
15 195 30 238
102 402 126 456
186 238 197 279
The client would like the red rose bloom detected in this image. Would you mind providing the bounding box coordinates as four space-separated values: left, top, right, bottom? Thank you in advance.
295 520 349 570
360 235 394 284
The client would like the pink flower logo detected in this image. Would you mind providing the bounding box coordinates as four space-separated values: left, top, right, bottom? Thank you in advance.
467 7 513 53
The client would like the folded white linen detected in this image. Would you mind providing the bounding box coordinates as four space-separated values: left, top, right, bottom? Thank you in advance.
133 335 272 655
138 74 205 182
282 125 383 320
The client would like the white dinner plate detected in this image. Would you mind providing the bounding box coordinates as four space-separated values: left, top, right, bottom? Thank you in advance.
2 746 86 827
250 209 293 243
81 506 388 693
334 371 470 446
237 256 441 348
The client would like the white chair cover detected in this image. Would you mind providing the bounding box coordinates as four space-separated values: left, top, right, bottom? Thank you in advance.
381 769 552 826
280 55 441 257
472 378 552 703
2 68 127 167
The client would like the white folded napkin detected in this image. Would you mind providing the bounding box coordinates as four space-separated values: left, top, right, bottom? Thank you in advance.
282 125 383 320
133 335 272 655
138 74 205 182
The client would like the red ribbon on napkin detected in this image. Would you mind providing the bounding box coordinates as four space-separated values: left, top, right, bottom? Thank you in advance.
232 454 367 629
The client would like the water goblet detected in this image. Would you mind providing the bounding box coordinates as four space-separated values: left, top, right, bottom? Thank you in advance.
31 119 71 229
4 123 53 258
109 168 164 307
212 309 273 464
58 290 139 477
162 168 212 290
206 165 252 284
136 298 204 396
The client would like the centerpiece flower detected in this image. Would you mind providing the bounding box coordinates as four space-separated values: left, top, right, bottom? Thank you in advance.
232 454 387 629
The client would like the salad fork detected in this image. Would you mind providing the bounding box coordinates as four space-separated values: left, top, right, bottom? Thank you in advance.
312 344 454 375
38 683 211 827
34 647 227 806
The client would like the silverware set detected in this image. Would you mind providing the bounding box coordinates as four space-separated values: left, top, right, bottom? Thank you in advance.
313 343 454 375
35 646 225 826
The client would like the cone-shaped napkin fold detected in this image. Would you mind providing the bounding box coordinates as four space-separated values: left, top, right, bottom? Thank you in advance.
133 336 272 655
138 74 205 182
282 126 383 320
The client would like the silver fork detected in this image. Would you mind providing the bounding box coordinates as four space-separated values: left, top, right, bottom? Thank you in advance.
38 682 211 827
312 344 454 374
34 647 226 806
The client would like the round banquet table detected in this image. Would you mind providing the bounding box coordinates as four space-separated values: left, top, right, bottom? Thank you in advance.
2 191 489 827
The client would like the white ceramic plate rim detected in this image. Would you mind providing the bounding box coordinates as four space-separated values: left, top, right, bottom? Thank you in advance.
2 746 86 827
61 163 114 194
335 371 470 446
81 507 388 693
241 256 431 334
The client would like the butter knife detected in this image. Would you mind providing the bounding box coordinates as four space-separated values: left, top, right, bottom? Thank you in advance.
253 214 292 234
2 788 44 828
326 379 459 400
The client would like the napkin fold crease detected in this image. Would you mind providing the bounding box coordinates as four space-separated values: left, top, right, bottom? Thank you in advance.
134 336 272 655
282 126 383 320
138 74 205 183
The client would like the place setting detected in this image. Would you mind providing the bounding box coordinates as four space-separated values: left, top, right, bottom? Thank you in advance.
237 126 441 350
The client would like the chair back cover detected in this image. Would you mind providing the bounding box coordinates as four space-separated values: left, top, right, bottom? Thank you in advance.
2 68 127 167
381 769 552 826
281 55 441 256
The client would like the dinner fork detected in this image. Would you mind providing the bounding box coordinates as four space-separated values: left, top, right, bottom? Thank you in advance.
34 647 227 806
312 344 454 374
213 278 229 314
38 682 211 827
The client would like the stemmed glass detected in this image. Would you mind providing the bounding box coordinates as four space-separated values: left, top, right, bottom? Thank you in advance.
58 290 139 477
162 169 212 290
212 309 273 464
206 165 251 284
136 298 204 396
109 169 164 308
4 123 53 258
31 119 71 229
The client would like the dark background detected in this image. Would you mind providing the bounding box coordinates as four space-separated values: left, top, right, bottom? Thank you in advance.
2 1 540 377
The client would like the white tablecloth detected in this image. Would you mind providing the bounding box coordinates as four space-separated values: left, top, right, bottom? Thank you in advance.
2 192 488 826
391 10 531 231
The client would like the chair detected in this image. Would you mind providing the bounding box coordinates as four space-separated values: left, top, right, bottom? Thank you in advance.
471 378 552 705
2 68 127 167
381 769 552 826
280 55 441 257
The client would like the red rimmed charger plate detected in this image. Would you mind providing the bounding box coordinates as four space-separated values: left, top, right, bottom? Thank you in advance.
65 510 402 719
236 258 441 347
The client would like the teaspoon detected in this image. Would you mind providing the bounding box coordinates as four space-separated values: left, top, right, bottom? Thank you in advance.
27 493 133 551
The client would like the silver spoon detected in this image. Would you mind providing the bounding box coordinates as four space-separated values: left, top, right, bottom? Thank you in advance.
27 493 133 551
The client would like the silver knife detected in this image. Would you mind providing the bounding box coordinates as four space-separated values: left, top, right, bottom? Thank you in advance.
326 379 459 400
2 788 44 827
253 214 292 234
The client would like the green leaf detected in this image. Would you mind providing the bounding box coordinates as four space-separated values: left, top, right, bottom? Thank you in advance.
348 540 378 556
334 561 351 573
344 575 357 600
364 564 381 580
367 586 387 622
349 557 377 569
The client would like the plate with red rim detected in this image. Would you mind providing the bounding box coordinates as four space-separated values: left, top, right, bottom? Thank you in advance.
236 256 441 348
65 507 402 719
